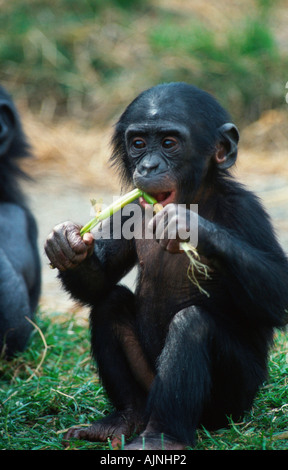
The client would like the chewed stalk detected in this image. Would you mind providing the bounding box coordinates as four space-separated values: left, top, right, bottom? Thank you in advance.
80 188 210 296
80 188 143 236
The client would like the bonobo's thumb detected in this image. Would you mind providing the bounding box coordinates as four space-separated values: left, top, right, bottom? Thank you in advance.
83 232 94 246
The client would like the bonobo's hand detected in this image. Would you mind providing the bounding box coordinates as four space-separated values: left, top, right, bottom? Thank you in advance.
45 221 94 271
148 204 198 254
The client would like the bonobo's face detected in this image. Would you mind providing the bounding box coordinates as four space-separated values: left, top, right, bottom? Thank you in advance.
125 118 193 207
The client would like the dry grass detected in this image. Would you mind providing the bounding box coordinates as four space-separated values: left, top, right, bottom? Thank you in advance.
3 0 287 191
20 110 119 191
239 109 288 176
20 106 288 191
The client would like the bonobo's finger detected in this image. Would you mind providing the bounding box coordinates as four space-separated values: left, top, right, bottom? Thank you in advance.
159 238 182 254
45 222 79 269
148 208 169 239
83 232 94 249
148 204 181 245
45 222 94 270
148 204 179 234
45 240 74 271
61 223 93 266
149 204 196 247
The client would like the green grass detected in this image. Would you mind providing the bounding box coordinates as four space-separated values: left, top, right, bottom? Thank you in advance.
195 330 288 450
148 12 284 124
0 310 288 450
0 310 111 450
0 0 286 126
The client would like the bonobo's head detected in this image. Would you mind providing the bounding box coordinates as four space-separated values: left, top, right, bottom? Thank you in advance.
0 86 31 206
0 86 29 160
111 82 239 205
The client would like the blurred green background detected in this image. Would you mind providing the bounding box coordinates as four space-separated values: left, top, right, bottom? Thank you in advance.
0 0 287 128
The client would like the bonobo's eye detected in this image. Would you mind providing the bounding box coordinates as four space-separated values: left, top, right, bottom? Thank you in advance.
132 137 146 150
162 137 178 150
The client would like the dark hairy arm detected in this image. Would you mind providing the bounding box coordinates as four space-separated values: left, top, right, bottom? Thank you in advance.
198 215 288 326
150 198 288 327
45 221 137 306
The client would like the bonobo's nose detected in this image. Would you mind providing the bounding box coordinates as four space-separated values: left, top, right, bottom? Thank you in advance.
139 157 160 176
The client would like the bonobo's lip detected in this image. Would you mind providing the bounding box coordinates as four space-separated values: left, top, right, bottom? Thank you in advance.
139 190 177 209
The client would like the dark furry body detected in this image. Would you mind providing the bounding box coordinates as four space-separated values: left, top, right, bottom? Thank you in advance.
47 83 288 448
0 86 41 357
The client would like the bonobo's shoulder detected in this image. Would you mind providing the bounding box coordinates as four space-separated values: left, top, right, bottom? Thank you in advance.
0 202 31 236
0 202 27 220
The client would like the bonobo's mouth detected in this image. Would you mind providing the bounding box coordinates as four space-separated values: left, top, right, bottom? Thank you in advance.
139 190 176 209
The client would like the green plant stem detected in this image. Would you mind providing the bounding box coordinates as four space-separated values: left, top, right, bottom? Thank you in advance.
80 188 210 296
80 188 143 235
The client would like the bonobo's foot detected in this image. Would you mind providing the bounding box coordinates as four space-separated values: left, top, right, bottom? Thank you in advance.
63 409 144 446
124 432 187 450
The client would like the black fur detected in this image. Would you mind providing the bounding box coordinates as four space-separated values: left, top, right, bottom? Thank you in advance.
0 86 41 358
58 83 288 446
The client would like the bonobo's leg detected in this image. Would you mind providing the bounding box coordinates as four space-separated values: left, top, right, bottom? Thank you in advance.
125 306 212 450
126 305 267 450
64 285 154 445
0 250 33 358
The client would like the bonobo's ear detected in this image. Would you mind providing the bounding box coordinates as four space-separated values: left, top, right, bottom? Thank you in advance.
0 101 16 156
215 123 239 170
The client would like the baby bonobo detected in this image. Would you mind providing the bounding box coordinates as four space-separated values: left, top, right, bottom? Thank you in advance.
45 82 288 450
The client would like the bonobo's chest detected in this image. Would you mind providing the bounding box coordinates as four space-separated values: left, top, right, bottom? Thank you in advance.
136 238 189 284
135 238 207 309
